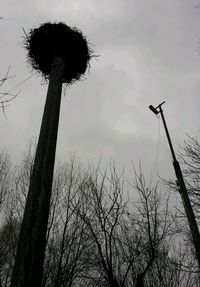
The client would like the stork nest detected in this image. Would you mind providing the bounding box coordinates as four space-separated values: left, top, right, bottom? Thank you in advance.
25 22 93 84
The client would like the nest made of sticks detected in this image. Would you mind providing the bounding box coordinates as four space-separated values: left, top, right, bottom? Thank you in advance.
25 22 93 84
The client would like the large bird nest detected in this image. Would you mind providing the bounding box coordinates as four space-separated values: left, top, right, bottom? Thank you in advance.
25 22 93 84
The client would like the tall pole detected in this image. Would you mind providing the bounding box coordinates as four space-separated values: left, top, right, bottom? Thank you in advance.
149 101 200 270
11 56 65 287
11 21 92 287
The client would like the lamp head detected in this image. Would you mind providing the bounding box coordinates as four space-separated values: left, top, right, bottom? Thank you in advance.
149 105 159 115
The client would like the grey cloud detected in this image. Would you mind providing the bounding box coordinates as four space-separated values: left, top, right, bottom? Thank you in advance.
0 0 199 183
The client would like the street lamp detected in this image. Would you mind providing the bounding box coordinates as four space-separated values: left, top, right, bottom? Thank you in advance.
149 101 200 270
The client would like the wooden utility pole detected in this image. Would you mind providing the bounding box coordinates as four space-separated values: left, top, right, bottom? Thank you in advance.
149 101 200 270
11 56 65 287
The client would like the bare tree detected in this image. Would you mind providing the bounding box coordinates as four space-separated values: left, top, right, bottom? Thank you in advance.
75 164 198 287
42 156 93 287
0 151 17 287
0 151 11 210
0 144 199 286
131 170 198 287
177 135 200 218
164 134 200 277
3 148 93 287
0 217 19 287
75 163 130 287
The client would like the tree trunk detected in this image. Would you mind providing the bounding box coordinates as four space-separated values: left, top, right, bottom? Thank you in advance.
10 56 65 287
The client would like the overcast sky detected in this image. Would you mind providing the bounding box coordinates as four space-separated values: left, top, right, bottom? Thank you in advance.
1 0 200 183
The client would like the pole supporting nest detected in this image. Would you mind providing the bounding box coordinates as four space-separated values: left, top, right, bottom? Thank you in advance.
11 22 93 287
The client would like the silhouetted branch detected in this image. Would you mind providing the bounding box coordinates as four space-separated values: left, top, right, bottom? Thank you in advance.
0 67 18 118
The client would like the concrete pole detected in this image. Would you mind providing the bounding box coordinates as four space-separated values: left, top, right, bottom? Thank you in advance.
11 56 65 287
158 105 200 270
